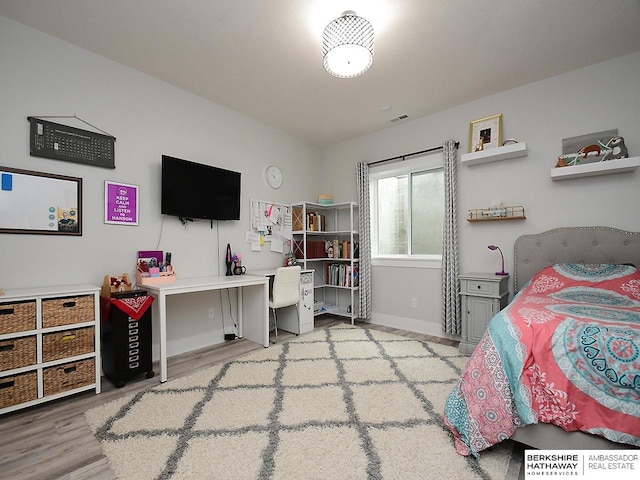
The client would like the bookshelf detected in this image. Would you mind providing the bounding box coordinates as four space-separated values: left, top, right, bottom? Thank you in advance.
292 201 359 324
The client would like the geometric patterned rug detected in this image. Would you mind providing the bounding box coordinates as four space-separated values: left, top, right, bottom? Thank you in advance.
85 325 513 479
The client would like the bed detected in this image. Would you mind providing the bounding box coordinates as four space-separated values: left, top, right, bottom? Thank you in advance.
444 226 640 456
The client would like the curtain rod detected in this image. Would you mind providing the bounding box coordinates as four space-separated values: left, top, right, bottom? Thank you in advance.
367 141 459 167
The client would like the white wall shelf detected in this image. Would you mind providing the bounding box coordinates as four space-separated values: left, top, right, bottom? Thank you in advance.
461 142 528 166
550 156 640 181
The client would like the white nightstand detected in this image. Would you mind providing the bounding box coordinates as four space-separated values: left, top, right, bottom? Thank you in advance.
458 273 509 355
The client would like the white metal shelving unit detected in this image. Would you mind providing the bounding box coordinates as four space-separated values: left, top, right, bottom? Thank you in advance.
292 201 359 324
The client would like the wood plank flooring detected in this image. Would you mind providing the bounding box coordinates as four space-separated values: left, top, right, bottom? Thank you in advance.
0 317 524 479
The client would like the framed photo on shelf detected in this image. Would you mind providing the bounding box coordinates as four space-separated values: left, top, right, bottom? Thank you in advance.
469 114 502 152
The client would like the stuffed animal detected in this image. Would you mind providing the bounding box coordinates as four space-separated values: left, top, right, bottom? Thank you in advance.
608 136 628 160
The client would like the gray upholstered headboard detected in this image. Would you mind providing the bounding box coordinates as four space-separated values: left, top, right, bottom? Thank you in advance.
513 226 640 292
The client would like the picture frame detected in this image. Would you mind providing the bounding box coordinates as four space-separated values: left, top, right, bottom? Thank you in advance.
469 114 503 152
104 181 139 225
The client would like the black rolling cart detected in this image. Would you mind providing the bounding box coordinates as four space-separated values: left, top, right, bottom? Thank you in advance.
101 289 154 388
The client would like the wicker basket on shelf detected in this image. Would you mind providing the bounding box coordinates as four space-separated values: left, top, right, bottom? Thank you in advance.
0 371 38 409
0 336 37 372
0 301 36 334
43 358 95 396
42 327 95 363
42 295 94 328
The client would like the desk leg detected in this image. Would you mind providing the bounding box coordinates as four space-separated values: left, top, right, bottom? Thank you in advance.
237 283 269 348
158 291 168 383
237 287 243 339
263 281 269 347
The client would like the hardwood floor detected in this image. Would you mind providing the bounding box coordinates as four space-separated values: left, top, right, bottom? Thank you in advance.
0 317 524 479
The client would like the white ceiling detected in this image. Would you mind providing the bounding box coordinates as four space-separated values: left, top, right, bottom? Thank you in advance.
2 0 640 147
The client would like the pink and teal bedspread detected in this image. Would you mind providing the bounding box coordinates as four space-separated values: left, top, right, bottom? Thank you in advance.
444 263 640 457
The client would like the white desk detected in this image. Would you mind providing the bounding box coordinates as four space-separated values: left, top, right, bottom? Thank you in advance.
142 275 269 383
251 268 314 335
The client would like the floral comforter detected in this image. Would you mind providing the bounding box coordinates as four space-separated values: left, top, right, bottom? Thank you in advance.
444 263 640 457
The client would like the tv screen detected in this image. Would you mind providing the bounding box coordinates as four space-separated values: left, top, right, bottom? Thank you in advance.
161 155 241 221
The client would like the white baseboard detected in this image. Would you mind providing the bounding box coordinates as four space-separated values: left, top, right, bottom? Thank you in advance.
164 328 226 360
362 313 461 342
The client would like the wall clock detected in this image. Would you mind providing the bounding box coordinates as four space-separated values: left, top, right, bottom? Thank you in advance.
265 165 283 189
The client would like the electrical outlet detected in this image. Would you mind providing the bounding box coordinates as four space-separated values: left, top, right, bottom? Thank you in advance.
208 308 215 319
411 297 417 309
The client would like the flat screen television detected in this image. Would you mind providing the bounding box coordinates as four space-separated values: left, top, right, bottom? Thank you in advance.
161 155 241 221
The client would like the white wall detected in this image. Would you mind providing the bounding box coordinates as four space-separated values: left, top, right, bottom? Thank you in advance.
0 16 322 355
322 51 640 338
3 14 639 351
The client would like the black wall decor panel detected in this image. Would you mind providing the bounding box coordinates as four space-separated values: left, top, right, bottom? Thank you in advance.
28 117 115 169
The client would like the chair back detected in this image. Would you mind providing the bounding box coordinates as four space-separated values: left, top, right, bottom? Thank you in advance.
271 266 301 309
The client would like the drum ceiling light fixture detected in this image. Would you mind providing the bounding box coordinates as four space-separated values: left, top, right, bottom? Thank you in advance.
322 10 374 79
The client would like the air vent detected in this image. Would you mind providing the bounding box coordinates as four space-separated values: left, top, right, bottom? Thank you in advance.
390 114 409 123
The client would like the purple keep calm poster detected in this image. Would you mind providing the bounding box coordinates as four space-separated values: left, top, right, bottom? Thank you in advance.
104 181 139 225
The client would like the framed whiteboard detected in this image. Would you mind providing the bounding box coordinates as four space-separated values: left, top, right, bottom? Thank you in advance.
0 166 82 235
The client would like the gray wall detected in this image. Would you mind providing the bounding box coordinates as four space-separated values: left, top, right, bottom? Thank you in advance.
2 14 639 352
322 51 640 338
0 16 322 355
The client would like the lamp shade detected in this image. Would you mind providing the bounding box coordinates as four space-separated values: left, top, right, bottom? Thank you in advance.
322 11 374 78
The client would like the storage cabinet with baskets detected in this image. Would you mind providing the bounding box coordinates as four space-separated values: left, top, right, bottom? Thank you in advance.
0 285 100 414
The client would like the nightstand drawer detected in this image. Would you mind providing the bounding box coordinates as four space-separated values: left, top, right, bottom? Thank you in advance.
460 276 507 297
463 280 494 295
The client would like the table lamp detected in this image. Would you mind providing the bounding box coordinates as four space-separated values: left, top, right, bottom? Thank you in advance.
487 245 508 276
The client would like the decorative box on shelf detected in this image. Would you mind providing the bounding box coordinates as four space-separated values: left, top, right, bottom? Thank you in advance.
101 273 132 298
135 270 176 285
467 205 526 222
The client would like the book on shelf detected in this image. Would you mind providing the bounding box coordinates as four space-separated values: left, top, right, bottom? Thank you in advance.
306 212 326 231
325 263 359 287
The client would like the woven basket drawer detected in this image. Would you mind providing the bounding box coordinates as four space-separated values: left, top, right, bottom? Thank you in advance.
42 327 94 363
0 336 37 372
43 358 95 396
42 295 94 328
0 371 38 409
0 301 36 334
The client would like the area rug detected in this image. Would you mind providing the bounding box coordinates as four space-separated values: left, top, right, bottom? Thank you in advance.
85 325 513 479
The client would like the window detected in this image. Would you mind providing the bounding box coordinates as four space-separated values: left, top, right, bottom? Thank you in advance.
369 152 443 267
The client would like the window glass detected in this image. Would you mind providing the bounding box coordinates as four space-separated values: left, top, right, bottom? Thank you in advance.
411 168 443 255
377 175 408 254
370 152 443 262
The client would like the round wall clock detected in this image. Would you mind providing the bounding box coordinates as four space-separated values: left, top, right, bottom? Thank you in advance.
265 165 283 189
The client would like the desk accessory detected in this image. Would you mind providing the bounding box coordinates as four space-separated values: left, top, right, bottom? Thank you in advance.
487 245 508 276
225 243 233 276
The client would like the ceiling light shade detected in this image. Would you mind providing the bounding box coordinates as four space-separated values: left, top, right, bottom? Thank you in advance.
322 11 374 79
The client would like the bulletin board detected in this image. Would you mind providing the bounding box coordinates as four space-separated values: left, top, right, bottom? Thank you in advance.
0 166 82 235
249 199 292 253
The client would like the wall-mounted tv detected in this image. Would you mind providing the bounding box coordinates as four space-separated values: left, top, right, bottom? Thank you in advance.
161 155 241 221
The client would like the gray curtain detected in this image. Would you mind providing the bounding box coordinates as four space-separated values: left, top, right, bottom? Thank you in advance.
441 140 461 334
356 162 372 320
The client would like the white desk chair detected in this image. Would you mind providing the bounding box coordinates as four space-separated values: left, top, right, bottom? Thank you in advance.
269 266 301 343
